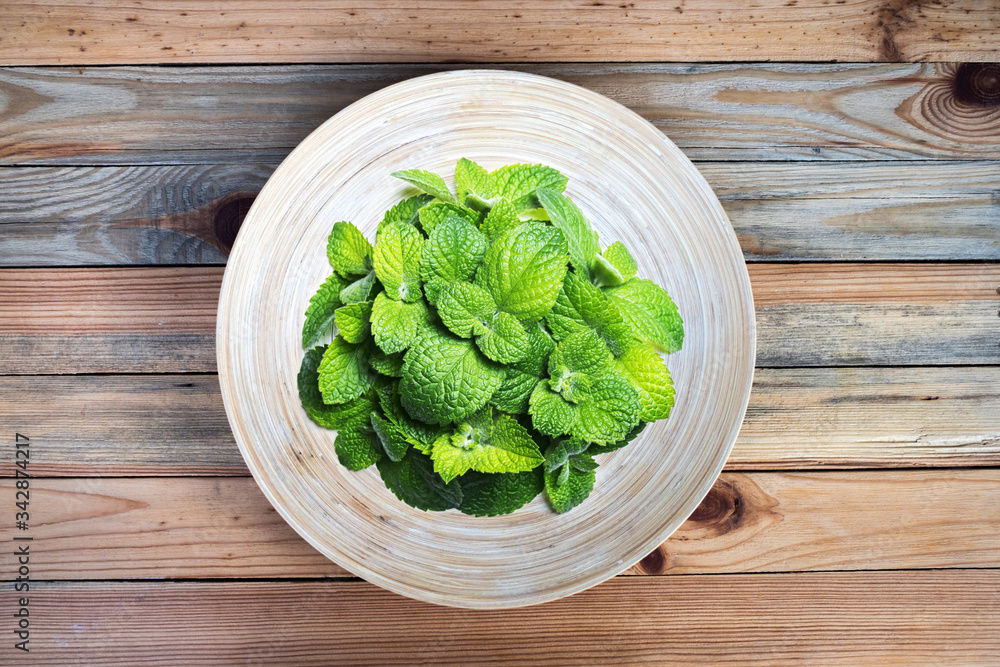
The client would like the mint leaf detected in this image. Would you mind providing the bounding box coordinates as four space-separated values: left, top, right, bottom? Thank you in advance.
420 215 488 305
549 328 613 379
418 202 480 236
392 169 457 204
574 373 641 444
536 188 600 280
318 336 376 405
376 379 443 450
528 382 578 438
547 270 633 356
490 164 568 211
298 346 375 430
335 429 382 470
379 193 434 233
377 450 463 512
437 281 496 338
339 270 377 305
327 221 372 278
370 291 426 355
334 300 372 344
430 410 543 482
616 343 675 421
489 323 554 413
370 412 410 462
455 158 495 204
596 241 637 285
373 221 423 302
480 198 521 242
543 438 590 475
588 421 646 455
302 273 347 348
545 463 595 514
604 278 684 353
369 349 404 377
400 328 505 425
476 221 568 324
458 468 543 517
476 310 530 364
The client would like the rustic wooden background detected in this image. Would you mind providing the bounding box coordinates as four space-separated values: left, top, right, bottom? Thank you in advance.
1 1 999 663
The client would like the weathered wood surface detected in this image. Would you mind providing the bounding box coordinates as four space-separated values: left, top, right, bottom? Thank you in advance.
2 367 998 477
4 161 1000 265
2 471 996 580
3 264 997 373
3 1 999 65
12 573 1000 665
3 64 1000 164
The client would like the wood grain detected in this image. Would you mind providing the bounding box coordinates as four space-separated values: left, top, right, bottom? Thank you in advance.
2 1 998 65
0 164 270 265
0 375 241 476
10 573 1000 665
2 470 996 580
5 161 1000 265
3 63 1000 164
2 367 997 476
3 263 997 374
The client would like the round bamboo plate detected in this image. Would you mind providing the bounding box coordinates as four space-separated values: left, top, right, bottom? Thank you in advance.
217 70 755 609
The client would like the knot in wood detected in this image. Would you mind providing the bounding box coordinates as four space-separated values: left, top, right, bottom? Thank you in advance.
953 64 1000 108
689 482 741 525
213 193 256 253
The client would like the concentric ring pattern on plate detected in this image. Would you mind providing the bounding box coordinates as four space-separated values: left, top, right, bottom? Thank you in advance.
217 70 755 609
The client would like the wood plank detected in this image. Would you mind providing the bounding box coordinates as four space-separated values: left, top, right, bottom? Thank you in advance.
12 573 1000 665
5 162 1000 265
2 264 998 373
3 64 1000 164
2 471 997 579
2 367 998 476
0 375 241 476
3 1 998 65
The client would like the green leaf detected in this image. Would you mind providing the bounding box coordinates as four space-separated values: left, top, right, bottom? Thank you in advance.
476 221 568 324
476 310 530 364
588 421 646 456
601 241 637 282
334 300 372 344
490 164 568 211
339 270 377 305
590 254 625 288
455 158 495 203
373 221 423 302
369 349 405 377
546 270 634 356
549 328 614 379
545 463 596 513
379 193 434 233
488 323 554 413
335 429 382 470
420 214 488 304
377 450 463 512
318 336 376 405
370 291 426 355
543 438 590 475
400 328 505 425
417 202 480 236
391 169 457 204
370 412 410 462
326 221 372 278
430 411 544 482
536 188 600 280
302 273 347 348
376 379 443 450
458 468 544 517
573 373 641 444
436 281 496 338
528 382 578 438
604 278 684 354
615 343 675 422
298 346 375 430
479 198 521 242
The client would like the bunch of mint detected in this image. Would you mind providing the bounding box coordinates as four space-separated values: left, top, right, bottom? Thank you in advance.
298 159 682 516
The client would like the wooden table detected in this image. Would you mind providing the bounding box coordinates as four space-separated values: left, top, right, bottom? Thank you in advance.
2 2 1000 664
